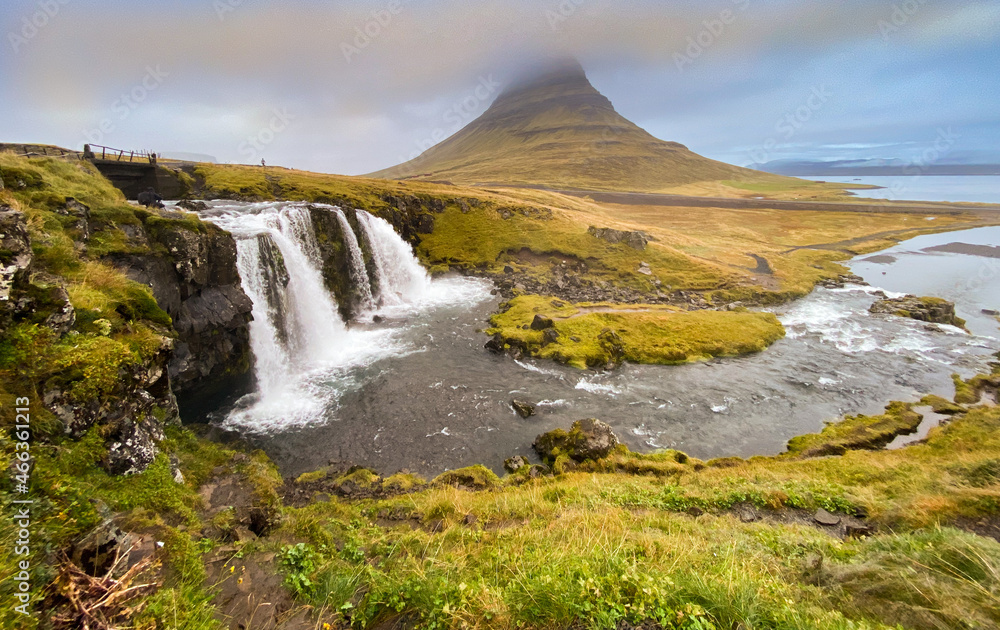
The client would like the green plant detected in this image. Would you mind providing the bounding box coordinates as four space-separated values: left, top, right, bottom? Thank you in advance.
281 543 318 598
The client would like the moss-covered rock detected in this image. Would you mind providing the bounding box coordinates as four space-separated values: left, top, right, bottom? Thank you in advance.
920 394 966 415
488 295 785 369
533 418 620 463
785 401 922 458
870 295 967 329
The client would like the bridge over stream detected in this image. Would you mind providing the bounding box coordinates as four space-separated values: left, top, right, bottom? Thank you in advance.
82 144 190 200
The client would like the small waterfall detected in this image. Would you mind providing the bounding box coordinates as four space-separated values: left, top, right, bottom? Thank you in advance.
356 210 431 305
230 204 348 401
250 233 291 347
198 200 466 433
333 208 376 312
236 234 292 397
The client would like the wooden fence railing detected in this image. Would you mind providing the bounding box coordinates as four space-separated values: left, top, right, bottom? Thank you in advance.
83 144 157 163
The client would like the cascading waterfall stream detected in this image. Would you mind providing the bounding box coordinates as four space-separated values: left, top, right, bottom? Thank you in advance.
235 234 292 398
200 201 457 432
210 203 351 425
356 210 431 305
333 208 376 312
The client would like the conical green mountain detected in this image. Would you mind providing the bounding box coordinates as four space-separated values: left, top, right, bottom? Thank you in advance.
367 59 785 192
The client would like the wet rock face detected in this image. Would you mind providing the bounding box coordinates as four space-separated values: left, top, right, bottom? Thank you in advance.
107 218 254 404
587 226 651 250
308 205 375 321
379 194 446 242
870 295 966 329
175 199 209 212
533 418 620 463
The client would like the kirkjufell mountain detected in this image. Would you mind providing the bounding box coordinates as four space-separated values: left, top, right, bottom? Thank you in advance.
368 58 786 192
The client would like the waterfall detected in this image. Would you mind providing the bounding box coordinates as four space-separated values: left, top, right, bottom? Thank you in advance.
198 200 456 432
230 204 348 400
356 210 431 305
333 208 376 312
236 234 292 397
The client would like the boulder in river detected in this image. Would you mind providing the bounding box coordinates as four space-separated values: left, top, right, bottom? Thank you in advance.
511 399 536 418
870 294 966 329
533 418 620 463
176 199 209 212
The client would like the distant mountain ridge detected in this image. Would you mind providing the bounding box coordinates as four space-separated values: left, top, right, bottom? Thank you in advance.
367 59 788 192
753 159 1000 177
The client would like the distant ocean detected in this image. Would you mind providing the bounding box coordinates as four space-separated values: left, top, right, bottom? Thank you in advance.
807 175 1000 204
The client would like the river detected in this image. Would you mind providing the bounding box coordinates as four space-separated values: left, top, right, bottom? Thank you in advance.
814 175 1000 204
195 203 1000 478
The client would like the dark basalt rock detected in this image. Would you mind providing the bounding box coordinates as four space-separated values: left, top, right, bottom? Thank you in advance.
71 518 135 576
814 508 842 527
530 314 555 330
511 399 536 418
484 333 506 354
43 331 179 475
541 328 560 346
533 418 620 463
106 218 255 410
870 294 966 329
0 208 32 306
307 205 382 321
56 197 91 245
587 226 651 250
0 212 76 337
818 273 868 289
175 199 209 212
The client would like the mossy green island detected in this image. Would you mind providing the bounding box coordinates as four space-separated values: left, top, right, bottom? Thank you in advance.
2 141 1000 630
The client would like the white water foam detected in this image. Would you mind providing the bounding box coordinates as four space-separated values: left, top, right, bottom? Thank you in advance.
356 210 431 307
575 378 624 396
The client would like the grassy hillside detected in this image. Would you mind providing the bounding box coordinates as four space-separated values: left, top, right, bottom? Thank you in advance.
0 154 192 411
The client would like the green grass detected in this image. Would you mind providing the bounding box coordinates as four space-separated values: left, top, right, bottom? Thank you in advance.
488 295 785 368
270 404 1000 629
419 205 731 291
0 424 235 629
3 368 999 629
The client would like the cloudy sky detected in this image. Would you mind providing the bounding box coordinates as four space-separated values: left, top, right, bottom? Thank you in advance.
2 0 998 174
